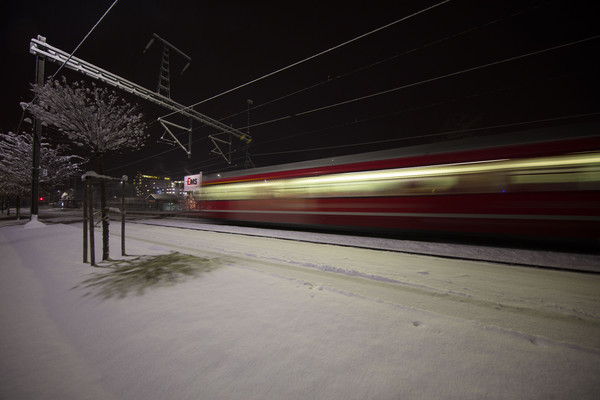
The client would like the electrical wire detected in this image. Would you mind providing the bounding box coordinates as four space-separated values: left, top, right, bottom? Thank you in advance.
50 0 121 80
215 1 552 125
251 111 600 157
106 33 599 174
157 0 453 121
156 109 600 177
252 70 581 148
243 34 600 130
106 2 598 175
211 1 585 131
17 0 120 133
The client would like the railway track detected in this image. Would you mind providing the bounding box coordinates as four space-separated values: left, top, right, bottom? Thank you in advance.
129 217 600 273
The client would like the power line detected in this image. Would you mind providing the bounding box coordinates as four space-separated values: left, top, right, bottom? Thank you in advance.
244 34 600 129
247 75 548 148
212 2 548 131
251 111 600 157
17 0 121 134
157 0 453 121
112 108 600 178
105 4 599 175
50 0 121 81
104 30 598 174
106 51 597 174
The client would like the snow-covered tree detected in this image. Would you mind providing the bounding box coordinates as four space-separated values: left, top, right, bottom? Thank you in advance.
40 143 86 187
25 77 148 260
0 132 30 217
0 131 85 218
27 77 148 154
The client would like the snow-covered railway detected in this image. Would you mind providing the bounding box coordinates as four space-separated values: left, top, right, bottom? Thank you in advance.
130 218 600 273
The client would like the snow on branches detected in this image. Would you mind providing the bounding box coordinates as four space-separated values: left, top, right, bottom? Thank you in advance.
0 131 86 197
0 132 30 197
26 77 149 155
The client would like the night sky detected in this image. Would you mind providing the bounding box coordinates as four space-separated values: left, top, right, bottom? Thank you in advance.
2 0 599 179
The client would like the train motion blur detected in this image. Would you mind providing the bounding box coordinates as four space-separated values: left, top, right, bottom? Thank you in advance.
188 123 600 246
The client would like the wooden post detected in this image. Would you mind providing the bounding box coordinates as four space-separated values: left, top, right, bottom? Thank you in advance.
121 177 126 256
87 181 95 266
83 179 88 263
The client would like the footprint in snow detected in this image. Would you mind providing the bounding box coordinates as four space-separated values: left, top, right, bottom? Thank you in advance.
529 337 549 347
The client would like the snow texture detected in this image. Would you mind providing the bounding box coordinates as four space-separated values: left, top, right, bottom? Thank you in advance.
81 170 127 182
0 221 599 399
28 78 148 154
23 214 46 229
142 218 600 272
0 131 85 197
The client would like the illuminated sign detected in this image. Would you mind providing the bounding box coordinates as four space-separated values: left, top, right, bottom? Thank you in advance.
184 173 202 192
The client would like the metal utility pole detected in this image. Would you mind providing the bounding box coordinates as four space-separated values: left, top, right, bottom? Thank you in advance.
144 33 191 99
31 35 46 221
144 34 194 155
158 47 171 98
245 99 254 168
247 99 253 136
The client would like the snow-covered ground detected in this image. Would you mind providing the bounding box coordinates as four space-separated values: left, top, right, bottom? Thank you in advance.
143 217 600 272
1 218 599 399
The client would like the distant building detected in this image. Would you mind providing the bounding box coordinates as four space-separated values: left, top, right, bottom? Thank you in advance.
165 180 184 196
145 194 181 211
133 173 184 197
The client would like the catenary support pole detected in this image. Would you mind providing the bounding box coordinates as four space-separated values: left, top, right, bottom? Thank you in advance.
188 118 192 159
30 40 45 221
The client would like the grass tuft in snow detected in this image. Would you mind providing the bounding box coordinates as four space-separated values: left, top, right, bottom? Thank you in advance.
75 252 220 299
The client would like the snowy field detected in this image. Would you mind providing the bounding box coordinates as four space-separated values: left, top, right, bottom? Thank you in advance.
1 218 599 399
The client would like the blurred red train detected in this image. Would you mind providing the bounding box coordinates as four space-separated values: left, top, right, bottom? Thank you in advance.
188 123 600 246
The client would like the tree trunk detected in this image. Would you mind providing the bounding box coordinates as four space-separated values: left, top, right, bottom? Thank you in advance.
96 153 110 260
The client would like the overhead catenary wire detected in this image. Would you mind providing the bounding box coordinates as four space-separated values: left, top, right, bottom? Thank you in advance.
17 0 120 133
207 0 581 130
157 0 453 121
249 71 582 148
252 111 600 157
244 34 600 130
50 0 121 81
151 109 600 178
119 1 455 174
106 34 599 174
104 2 598 175
130 107 600 178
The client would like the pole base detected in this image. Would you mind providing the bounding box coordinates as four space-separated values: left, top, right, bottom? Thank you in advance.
24 214 46 229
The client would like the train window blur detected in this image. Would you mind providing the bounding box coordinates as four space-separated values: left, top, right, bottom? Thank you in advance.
200 152 600 201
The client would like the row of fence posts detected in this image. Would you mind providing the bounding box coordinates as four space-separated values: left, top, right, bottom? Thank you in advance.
82 173 128 266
